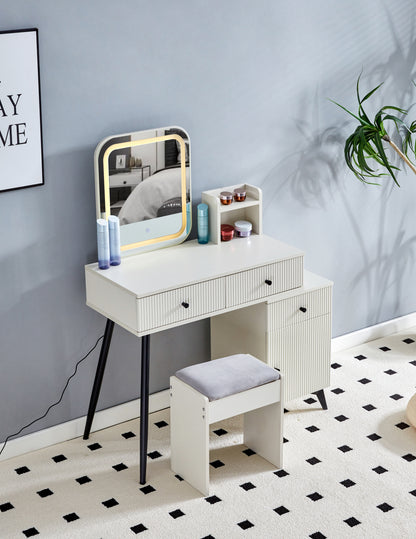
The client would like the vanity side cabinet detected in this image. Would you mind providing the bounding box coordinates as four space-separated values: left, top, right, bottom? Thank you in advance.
202 184 262 244
210 272 332 404
266 282 332 401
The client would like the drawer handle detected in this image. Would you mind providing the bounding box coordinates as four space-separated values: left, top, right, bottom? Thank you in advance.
265 279 272 286
299 306 307 313
181 301 190 309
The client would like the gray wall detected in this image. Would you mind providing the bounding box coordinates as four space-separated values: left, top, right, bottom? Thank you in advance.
1 0 416 441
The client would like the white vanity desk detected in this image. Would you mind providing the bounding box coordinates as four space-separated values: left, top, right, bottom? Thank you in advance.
83 234 332 484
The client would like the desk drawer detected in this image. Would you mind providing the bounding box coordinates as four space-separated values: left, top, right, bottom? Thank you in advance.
268 286 332 330
137 278 225 332
226 257 302 308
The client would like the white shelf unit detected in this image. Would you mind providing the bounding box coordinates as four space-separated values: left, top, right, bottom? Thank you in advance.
201 184 262 244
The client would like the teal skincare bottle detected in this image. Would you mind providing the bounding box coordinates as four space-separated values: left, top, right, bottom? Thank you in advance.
197 203 209 244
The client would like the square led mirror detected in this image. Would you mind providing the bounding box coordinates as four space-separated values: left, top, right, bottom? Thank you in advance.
94 126 191 256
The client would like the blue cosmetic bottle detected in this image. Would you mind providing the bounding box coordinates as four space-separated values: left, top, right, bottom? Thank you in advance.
197 203 209 244
97 219 110 269
108 215 121 266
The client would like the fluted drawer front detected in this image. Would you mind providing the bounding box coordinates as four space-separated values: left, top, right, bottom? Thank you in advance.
137 278 225 332
226 257 303 307
268 315 331 401
269 286 332 330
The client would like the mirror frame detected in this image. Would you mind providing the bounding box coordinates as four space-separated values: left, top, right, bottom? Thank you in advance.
94 127 191 256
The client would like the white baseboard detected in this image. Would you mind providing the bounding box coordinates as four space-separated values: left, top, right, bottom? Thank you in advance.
331 312 416 353
0 389 170 462
2 311 416 463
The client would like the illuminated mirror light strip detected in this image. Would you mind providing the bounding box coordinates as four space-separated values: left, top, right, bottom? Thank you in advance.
102 134 188 252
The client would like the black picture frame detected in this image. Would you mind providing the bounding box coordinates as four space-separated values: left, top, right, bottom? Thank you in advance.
0 28 44 193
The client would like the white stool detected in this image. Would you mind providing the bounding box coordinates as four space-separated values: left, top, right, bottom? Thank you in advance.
170 353 283 495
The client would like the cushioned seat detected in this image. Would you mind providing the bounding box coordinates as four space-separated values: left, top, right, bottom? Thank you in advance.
174 353 280 401
170 353 283 495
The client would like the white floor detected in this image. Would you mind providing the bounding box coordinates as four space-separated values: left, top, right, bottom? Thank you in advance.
1 328 416 538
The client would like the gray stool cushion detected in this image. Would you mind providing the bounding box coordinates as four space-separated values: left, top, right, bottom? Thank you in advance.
174 354 280 401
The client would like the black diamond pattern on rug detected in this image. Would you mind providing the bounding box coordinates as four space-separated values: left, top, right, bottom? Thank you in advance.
37 488 53 498
75 475 91 485
63 512 79 522
52 454 67 463
102 498 119 508
154 420 168 428
377 502 394 512
344 517 361 527
372 466 388 474
112 463 128 471
338 445 353 453
205 495 221 504
274 469 289 477
131 523 148 534
240 481 256 491
22 528 39 537
402 453 416 462
140 485 155 495
121 431 136 439
307 492 323 501
213 428 228 436
306 457 321 465
367 433 381 441
363 404 377 411
340 479 356 488
169 509 185 519
210 459 225 468
147 451 162 459
237 520 254 529
274 505 290 515
15 466 30 475
87 442 102 451
0 502 14 512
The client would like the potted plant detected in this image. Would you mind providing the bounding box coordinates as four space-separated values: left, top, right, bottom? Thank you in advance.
331 75 416 186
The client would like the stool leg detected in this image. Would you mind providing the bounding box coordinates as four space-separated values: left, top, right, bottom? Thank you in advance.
244 400 283 468
170 377 210 496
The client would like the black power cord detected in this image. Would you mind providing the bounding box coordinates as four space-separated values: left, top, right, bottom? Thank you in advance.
0 333 104 457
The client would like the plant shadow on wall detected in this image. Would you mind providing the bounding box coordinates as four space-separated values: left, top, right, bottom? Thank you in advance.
262 76 416 327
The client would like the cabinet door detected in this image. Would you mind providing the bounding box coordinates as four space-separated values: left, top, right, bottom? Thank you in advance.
268 314 331 401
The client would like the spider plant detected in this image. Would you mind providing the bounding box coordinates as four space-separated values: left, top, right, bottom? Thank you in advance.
330 75 416 186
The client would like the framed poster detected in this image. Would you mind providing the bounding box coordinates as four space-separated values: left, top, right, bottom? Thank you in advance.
0 28 44 192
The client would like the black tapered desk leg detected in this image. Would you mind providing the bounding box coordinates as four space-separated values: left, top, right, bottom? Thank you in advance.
139 334 150 484
83 319 115 440
313 389 328 410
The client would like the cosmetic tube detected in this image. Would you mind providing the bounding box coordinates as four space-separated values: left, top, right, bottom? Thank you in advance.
197 203 209 244
108 215 121 266
97 219 110 269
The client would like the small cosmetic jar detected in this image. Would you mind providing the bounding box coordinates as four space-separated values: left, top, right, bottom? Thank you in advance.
219 191 233 205
233 188 246 202
234 220 252 237
221 224 235 241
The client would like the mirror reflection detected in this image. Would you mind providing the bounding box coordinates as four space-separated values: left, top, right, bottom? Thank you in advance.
94 126 191 255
